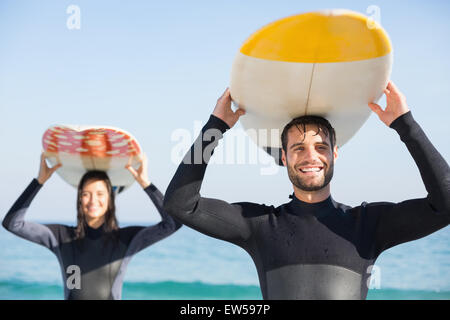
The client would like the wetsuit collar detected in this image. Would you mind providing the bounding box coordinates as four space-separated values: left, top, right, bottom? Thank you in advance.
289 193 336 217
86 223 105 240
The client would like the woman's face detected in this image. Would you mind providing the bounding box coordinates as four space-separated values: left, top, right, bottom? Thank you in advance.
80 179 109 225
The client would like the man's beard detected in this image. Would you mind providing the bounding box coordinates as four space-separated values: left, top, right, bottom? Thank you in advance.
286 160 334 192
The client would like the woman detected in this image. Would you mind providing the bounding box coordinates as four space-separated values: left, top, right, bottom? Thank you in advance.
2 153 182 300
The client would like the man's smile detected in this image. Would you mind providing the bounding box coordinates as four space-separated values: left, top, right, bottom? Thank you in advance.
297 165 324 175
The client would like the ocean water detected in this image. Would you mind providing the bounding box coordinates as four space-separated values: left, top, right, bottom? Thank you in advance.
0 222 449 300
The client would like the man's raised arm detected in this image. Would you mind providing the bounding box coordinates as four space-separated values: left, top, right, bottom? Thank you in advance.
367 81 450 253
163 89 253 245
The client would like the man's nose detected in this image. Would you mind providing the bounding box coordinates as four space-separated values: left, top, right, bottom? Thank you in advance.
303 146 319 162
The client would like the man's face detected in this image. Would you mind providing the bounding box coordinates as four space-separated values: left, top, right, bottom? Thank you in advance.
281 124 338 191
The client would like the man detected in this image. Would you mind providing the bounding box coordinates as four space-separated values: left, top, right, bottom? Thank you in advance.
163 81 449 299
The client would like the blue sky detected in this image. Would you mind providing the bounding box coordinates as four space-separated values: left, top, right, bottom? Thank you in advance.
0 0 449 225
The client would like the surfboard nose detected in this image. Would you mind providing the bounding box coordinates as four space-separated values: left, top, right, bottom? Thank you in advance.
230 9 393 159
42 125 143 191
239 10 391 63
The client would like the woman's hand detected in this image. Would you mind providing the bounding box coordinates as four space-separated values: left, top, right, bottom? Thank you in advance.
37 152 62 185
126 154 151 189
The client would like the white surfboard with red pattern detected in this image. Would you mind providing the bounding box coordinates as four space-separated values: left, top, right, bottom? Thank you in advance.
42 125 142 190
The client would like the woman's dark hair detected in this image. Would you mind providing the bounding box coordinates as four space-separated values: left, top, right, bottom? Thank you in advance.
75 170 119 240
281 115 336 152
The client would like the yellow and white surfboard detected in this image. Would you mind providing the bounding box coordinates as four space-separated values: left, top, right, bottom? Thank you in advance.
230 9 392 162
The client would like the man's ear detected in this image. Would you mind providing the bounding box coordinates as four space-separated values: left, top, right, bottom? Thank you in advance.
333 145 338 162
281 148 287 167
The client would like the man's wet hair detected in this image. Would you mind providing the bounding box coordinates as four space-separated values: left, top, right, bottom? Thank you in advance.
281 115 336 152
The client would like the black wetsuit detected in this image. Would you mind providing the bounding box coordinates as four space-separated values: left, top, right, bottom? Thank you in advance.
163 112 450 300
3 181 182 300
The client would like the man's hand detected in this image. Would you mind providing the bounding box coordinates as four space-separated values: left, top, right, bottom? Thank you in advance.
368 81 410 126
212 88 246 128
